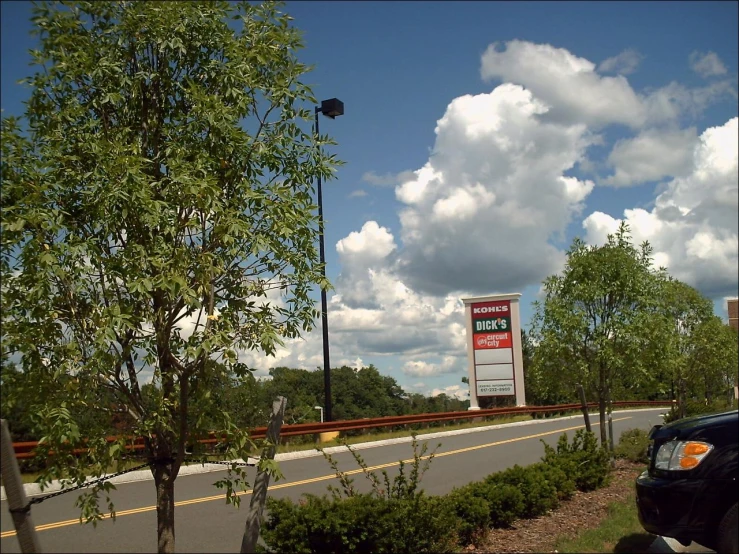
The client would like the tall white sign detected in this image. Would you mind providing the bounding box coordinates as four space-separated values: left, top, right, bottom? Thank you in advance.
463 293 526 408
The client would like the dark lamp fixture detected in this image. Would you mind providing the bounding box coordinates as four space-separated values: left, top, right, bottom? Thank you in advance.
319 98 344 119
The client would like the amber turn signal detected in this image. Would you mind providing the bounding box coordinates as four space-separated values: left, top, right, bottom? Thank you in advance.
684 442 710 456
680 456 700 469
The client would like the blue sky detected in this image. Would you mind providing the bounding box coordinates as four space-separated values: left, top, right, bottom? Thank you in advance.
2 1 738 399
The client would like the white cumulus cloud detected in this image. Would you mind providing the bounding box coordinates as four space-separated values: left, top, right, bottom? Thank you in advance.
481 40 735 129
603 127 697 187
584 117 738 297
480 40 647 128
395 83 595 296
689 51 728 78
362 170 416 187
337 221 397 267
429 385 469 401
334 221 398 309
402 356 459 377
643 80 737 123
598 48 644 75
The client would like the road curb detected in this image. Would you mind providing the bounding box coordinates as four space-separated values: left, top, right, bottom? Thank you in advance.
1 407 665 501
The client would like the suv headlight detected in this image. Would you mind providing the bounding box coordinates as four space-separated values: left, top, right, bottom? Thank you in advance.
655 440 714 470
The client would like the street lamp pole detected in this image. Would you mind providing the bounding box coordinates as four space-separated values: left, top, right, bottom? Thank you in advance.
314 98 344 423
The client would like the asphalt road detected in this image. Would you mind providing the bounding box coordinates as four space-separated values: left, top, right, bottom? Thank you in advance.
1 408 665 553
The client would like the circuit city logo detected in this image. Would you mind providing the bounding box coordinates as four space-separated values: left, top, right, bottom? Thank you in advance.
473 305 509 315
474 332 512 349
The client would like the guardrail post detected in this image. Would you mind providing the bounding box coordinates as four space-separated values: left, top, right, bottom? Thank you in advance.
240 396 287 554
575 384 591 433
607 389 615 459
1 419 42 553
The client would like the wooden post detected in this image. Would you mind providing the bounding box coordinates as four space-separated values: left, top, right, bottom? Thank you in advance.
1 419 42 553
575 384 591 433
607 388 616 457
240 397 287 554
608 415 615 450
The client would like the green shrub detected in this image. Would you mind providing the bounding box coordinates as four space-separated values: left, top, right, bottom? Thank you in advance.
378 495 459 553
486 463 559 518
447 488 490 545
614 428 650 463
260 493 458 553
539 462 576 501
261 429 615 553
485 483 526 527
260 435 458 553
462 479 525 528
541 429 611 491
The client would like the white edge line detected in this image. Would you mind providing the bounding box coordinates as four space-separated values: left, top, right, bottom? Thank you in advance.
1 408 663 501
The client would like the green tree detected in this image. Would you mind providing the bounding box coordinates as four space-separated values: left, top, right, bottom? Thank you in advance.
689 317 739 407
0 2 339 552
653 279 714 417
0 362 40 443
520 329 541 404
353 365 407 418
264 366 323 423
530 222 663 447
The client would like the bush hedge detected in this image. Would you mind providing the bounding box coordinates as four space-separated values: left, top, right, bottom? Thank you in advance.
259 429 611 553
260 493 459 553
614 427 650 463
541 429 611 491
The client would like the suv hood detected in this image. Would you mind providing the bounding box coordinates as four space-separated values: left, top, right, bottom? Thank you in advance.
650 410 739 441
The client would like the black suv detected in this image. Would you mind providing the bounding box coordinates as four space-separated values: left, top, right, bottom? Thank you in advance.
636 409 738 553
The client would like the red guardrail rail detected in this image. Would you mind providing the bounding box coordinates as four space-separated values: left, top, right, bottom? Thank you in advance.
9 400 674 459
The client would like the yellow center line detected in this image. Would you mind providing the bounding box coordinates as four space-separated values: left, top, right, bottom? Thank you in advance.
1 417 630 538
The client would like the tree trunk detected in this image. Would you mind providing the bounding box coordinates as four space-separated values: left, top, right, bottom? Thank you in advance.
153 461 177 554
598 393 607 446
678 377 687 419
606 386 615 457
704 375 711 405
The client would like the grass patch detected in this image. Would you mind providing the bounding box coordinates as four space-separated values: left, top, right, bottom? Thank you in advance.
277 405 664 454
554 491 655 553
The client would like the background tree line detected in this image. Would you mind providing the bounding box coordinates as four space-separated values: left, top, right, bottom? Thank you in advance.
0 361 470 443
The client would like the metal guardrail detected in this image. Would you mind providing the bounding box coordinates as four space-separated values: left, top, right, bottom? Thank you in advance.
9 400 673 459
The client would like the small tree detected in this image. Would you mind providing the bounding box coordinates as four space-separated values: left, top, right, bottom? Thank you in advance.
1 2 340 552
654 279 714 417
530 222 663 447
689 316 739 407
